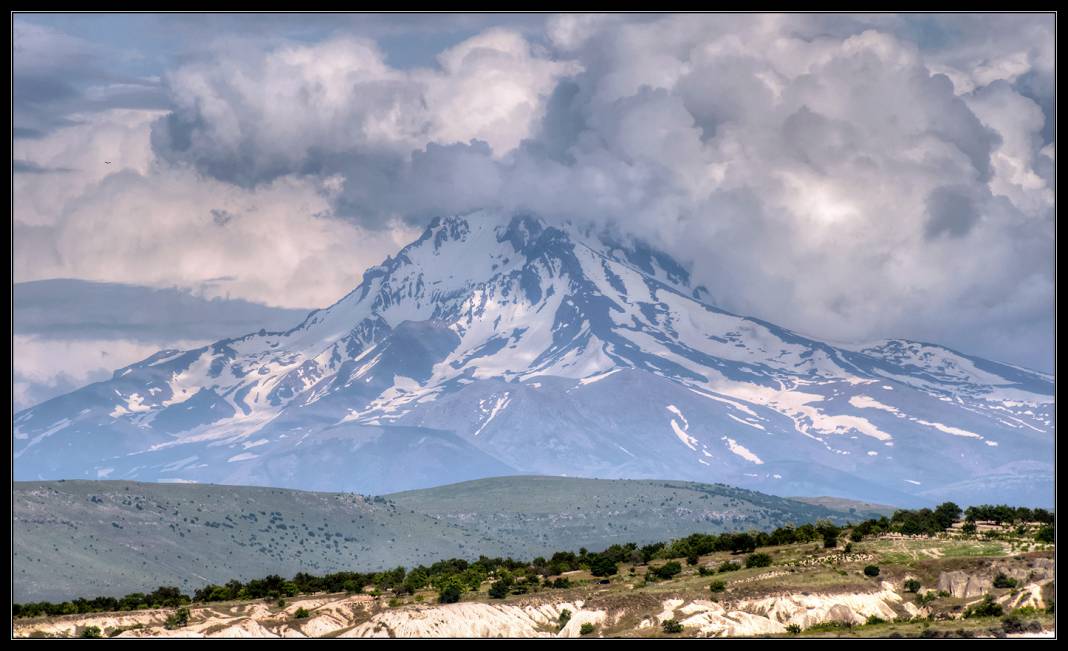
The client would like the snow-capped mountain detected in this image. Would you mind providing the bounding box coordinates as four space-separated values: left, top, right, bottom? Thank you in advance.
13 213 1054 505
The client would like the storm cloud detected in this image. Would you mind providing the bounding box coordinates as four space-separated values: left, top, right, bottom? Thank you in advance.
13 13 1055 372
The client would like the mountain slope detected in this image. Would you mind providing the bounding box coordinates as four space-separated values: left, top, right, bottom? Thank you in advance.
13 212 1053 504
13 477 851 601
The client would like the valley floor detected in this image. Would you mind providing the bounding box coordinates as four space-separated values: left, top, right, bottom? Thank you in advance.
14 536 1054 638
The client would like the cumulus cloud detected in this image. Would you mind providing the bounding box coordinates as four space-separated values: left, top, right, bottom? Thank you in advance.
12 14 1055 372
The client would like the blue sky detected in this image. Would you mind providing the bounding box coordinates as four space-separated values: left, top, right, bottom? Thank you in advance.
12 13 1055 408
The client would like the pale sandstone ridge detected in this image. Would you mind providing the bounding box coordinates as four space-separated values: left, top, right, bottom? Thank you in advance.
14 569 1054 639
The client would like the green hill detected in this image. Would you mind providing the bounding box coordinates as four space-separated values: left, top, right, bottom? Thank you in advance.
14 477 848 601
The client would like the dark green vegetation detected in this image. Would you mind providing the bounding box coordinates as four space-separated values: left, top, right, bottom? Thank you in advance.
13 477 864 602
849 502 1052 539
10 513 885 618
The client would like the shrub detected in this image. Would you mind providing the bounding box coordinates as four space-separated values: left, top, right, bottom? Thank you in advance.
294 607 310 619
80 626 103 639
552 578 571 589
558 609 572 630
653 561 683 580
843 543 853 553
698 566 714 576
963 595 1004 619
916 591 938 606
903 579 922 593
717 561 741 573
785 624 801 635
863 565 880 577
589 554 618 578
489 580 511 599
709 580 726 593
745 553 772 569
865 615 885 626
1001 615 1025 634
276 598 286 608
1035 525 1053 543
993 573 1018 589
164 607 190 630
662 619 684 634
686 552 700 566
850 531 864 543
437 580 462 604
579 623 595 636
962 522 977 535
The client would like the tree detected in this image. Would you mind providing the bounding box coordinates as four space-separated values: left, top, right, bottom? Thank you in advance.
933 502 962 529
489 580 511 599
1035 525 1054 543
589 554 618 578
962 521 977 535
437 579 463 604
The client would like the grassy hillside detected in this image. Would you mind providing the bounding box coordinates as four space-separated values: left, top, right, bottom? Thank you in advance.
14 477 848 601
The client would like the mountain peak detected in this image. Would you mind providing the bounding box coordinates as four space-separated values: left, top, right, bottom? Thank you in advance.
12 212 1053 506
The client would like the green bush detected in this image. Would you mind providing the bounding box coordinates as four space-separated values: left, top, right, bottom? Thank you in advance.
653 561 683 580
717 561 741 573
80 626 103 639
903 579 922 593
589 554 618 578
745 553 772 569
164 607 190 630
489 579 511 599
709 580 726 593
993 573 1018 589
963 595 1004 619
580 623 595 636
863 565 880 577
785 624 801 635
1035 525 1053 543
294 607 310 619
558 609 572 630
437 579 462 604
698 566 714 576
662 619 684 634
865 615 885 626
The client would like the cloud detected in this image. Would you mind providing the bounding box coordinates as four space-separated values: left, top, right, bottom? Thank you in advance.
13 335 207 411
12 14 1055 373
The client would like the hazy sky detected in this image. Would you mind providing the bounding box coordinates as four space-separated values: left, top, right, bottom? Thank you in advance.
12 13 1055 408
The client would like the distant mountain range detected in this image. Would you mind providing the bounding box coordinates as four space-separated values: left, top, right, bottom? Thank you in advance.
13 212 1053 505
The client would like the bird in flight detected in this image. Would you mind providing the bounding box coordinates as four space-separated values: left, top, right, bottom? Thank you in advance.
105 161 111 165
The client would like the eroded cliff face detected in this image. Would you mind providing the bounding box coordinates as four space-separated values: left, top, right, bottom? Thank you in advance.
13 553 1055 639
937 557 1053 603
14 579 1050 639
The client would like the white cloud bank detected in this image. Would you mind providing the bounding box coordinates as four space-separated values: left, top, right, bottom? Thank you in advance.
13 14 1054 372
